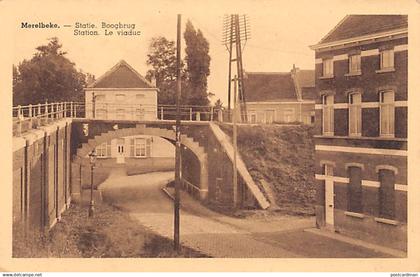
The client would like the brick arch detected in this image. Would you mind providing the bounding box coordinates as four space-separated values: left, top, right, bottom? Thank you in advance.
73 125 208 199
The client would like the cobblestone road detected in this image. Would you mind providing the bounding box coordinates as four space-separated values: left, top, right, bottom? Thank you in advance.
99 169 391 258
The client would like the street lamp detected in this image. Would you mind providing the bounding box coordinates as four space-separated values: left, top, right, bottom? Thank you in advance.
88 149 97 217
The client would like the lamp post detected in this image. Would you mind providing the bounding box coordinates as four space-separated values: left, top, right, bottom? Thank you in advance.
88 149 97 217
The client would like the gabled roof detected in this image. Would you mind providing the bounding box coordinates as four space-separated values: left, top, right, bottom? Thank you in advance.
244 69 315 102
88 60 155 89
244 72 297 102
319 15 407 44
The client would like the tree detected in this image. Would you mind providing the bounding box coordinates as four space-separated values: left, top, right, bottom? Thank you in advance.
183 20 211 106
13 37 87 106
145 36 190 105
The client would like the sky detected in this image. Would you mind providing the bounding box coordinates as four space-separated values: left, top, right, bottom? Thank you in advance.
10 0 410 105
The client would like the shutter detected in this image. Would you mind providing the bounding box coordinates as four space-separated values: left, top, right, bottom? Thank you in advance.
130 138 135 157
146 138 151 157
106 141 111 157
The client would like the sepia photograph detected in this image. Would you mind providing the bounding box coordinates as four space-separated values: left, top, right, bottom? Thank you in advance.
1 0 420 273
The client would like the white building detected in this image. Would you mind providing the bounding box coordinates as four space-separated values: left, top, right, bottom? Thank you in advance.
85 60 175 164
85 60 158 121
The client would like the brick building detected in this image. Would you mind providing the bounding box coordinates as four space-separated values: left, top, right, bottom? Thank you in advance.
243 66 316 124
310 15 408 251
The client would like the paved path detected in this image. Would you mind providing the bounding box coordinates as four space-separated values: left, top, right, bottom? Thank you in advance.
99 169 392 258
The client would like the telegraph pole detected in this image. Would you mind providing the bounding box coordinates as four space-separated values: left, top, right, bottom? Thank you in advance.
174 14 182 252
232 75 238 207
223 14 250 122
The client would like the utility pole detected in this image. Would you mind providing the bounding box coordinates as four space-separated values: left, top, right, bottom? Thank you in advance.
174 14 182 252
223 14 250 123
232 75 238 207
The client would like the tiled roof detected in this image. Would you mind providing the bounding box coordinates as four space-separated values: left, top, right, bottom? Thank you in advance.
295 70 315 88
89 60 154 89
244 72 297 102
320 15 408 44
243 69 315 102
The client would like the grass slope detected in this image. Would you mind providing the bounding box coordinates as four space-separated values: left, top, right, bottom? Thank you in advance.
13 202 209 258
219 124 316 216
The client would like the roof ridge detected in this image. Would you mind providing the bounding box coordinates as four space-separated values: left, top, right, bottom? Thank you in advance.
246 72 291 75
317 15 350 45
316 15 407 46
88 60 154 89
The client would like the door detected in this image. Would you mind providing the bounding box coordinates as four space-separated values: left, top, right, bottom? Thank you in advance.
116 138 125 164
324 164 334 227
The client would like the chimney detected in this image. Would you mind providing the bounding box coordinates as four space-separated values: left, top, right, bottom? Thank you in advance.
291 64 300 75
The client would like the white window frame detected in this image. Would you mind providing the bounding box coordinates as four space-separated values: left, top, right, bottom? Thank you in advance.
322 58 334 77
116 109 125 119
136 94 145 100
248 110 257 123
348 92 362 137
322 94 334 136
380 49 394 70
349 54 361 74
135 138 147 158
283 108 294 123
265 110 275 124
95 94 106 102
379 90 395 138
96 142 109 158
257 111 265 123
116 94 126 102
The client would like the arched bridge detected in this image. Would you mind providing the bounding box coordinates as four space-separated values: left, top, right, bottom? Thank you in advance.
12 102 270 232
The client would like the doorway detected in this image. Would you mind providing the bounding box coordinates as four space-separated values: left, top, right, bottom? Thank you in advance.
116 138 125 164
324 164 334 228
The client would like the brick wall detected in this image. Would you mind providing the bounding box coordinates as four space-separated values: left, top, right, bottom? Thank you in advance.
313 35 407 250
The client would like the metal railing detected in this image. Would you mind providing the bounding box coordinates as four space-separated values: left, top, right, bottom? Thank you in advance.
87 102 219 121
181 178 202 199
12 101 228 137
12 101 85 136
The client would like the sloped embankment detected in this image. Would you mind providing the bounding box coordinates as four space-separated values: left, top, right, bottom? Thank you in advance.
219 124 316 216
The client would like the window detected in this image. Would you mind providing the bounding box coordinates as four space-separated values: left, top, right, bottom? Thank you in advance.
95 95 106 101
348 92 362 136
347 166 363 213
349 54 361 74
136 108 145 120
96 109 107 119
283 109 294 123
96 142 111 158
135 138 147 157
116 109 125 119
322 94 334 135
130 137 151 157
265 110 275 123
380 49 394 70
116 94 126 102
248 111 257 123
322 58 333 77
378 169 395 219
257 111 265 123
379 91 395 137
